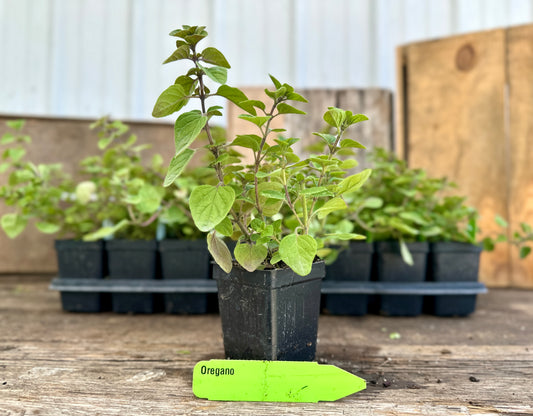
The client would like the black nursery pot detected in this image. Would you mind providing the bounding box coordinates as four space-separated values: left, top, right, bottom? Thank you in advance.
323 242 374 316
429 242 483 316
213 261 325 361
375 241 429 316
55 239 108 312
106 239 158 314
159 239 211 314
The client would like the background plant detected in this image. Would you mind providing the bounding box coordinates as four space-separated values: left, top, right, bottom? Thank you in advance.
348 148 479 264
152 25 371 276
82 117 205 241
0 119 81 239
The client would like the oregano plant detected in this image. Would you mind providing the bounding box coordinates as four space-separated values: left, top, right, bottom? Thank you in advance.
153 25 371 276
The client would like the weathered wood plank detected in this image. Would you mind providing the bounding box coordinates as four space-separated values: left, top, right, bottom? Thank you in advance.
507 24 533 289
0 276 531 415
400 29 511 288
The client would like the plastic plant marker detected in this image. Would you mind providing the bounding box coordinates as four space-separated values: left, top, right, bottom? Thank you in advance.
192 360 366 402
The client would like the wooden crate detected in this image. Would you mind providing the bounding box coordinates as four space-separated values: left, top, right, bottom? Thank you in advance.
397 24 533 288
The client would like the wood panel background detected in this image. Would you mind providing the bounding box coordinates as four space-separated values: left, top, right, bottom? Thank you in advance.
398 24 533 288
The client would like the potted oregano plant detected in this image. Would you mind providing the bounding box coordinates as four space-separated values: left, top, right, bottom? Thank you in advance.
0 119 109 313
152 25 370 360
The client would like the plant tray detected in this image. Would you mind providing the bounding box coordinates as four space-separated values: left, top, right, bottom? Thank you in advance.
50 279 487 315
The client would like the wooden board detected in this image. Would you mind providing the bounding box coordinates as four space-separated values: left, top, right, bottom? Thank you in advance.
0 116 175 274
507 24 533 288
398 29 512 287
0 276 532 415
284 88 393 169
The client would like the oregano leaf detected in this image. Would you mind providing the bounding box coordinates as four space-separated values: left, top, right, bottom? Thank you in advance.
190 185 235 232
279 234 317 276
234 242 268 272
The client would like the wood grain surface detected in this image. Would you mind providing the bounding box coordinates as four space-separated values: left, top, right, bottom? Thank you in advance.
0 276 531 415
398 29 514 287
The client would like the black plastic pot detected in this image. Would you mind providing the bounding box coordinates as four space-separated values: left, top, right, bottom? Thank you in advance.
213 261 325 361
428 242 483 316
323 242 374 315
374 241 429 316
159 239 212 314
106 239 158 314
55 239 108 312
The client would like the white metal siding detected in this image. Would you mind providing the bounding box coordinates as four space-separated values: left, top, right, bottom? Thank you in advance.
1 0 532 121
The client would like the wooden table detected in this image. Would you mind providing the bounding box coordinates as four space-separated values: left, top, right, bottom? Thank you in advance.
1 276 532 415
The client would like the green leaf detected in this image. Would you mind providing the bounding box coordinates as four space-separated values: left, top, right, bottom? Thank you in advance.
363 197 383 209
259 189 285 200
286 91 308 102
207 232 233 273
6 147 26 162
277 103 306 115
190 185 235 232
234 242 268 272
300 186 333 197
335 169 372 195
399 211 428 226
164 148 195 186
312 132 337 145
201 65 227 84
35 222 60 234
152 84 188 118
174 75 197 94
231 134 261 152
238 114 271 128
201 47 231 68
174 111 207 155
390 218 419 236
315 197 347 220
399 239 414 266
340 139 366 149
136 185 164 214
1 133 15 144
520 246 531 259
6 120 25 130
214 216 233 237
520 222 532 234
495 215 508 228
83 219 130 241
279 234 317 276
323 107 346 128
1 213 27 238
269 74 282 89
347 114 369 125
339 159 358 169
257 182 284 216
240 100 266 112
163 44 190 64
270 251 282 265
75 181 96 204
216 85 255 115
325 233 366 241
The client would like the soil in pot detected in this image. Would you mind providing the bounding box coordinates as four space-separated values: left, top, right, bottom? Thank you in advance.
428 242 482 316
55 239 109 312
106 239 158 314
213 261 325 361
159 239 211 314
374 241 429 316
323 242 374 316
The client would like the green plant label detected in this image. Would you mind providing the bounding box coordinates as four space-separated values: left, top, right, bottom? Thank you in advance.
192 360 366 402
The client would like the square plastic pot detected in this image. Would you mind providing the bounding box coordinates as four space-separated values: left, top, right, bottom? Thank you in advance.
375 241 429 316
106 239 158 314
323 242 374 315
159 239 211 314
55 239 108 312
213 261 325 361
428 242 483 316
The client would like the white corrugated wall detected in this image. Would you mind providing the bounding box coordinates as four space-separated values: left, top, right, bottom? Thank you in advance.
1 0 532 121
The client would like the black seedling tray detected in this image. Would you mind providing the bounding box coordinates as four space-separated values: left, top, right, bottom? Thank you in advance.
50 278 487 316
